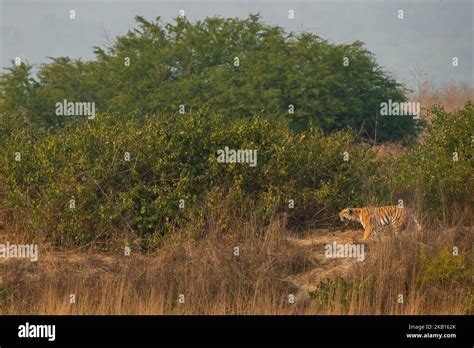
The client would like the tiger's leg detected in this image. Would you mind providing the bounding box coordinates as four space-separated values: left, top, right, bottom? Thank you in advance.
360 213 372 240
363 226 373 240
392 219 405 234
392 207 407 234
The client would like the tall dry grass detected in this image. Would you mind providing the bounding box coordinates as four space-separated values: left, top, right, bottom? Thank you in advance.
0 200 313 315
343 226 472 315
1 200 472 315
409 79 473 121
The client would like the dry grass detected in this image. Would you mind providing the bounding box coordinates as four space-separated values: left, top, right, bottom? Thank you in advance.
1 206 472 315
409 80 473 121
347 226 473 314
0 210 312 315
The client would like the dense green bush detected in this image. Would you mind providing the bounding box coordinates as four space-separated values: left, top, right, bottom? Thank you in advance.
0 109 375 247
1 102 470 247
397 102 473 224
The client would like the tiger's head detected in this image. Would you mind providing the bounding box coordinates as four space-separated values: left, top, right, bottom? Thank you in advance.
339 208 360 222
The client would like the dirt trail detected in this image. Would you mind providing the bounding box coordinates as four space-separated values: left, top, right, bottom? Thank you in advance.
286 229 366 301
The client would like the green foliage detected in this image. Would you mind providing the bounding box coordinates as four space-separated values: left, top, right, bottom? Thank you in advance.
308 276 376 307
0 15 469 248
0 109 373 247
420 248 467 283
0 15 416 142
397 102 473 224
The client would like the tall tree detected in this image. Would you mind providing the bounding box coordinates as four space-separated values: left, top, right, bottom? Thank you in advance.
0 15 420 141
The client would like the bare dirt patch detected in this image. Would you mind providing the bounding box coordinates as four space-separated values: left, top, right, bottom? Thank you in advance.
286 229 366 301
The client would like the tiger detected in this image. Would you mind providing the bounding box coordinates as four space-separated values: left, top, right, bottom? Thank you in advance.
339 205 421 240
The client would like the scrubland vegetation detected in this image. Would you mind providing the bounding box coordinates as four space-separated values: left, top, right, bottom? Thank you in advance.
0 15 472 314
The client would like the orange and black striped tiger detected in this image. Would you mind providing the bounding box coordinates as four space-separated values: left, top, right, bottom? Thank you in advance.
339 205 421 240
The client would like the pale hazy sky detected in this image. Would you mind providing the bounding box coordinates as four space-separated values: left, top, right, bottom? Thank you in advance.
0 0 472 90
